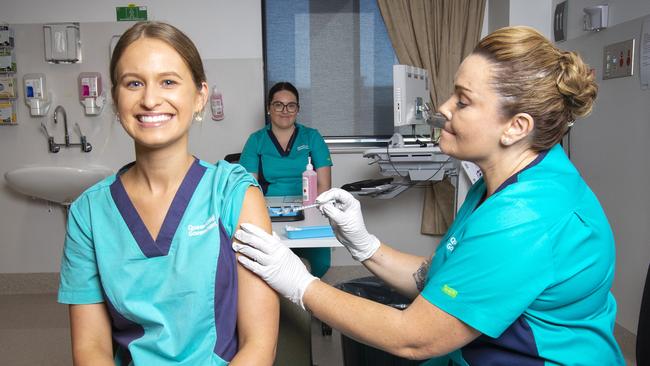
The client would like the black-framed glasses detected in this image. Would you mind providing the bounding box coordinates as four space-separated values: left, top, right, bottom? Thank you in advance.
270 101 299 113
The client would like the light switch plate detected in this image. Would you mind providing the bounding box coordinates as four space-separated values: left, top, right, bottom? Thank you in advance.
603 39 635 79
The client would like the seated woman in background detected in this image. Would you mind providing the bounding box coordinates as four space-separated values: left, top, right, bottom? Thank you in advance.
240 81 333 277
57 21 278 366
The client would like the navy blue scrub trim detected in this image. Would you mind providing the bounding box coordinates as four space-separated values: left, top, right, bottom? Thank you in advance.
110 158 207 257
494 150 549 195
267 124 299 157
257 154 270 195
103 294 145 366
462 316 543 366
213 220 239 360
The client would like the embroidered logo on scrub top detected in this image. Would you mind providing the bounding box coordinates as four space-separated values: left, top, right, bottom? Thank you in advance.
296 144 309 151
442 284 458 298
188 215 218 237
445 237 458 253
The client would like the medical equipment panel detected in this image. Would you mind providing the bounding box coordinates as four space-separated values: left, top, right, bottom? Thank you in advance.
393 65 430 128
361 145 456 199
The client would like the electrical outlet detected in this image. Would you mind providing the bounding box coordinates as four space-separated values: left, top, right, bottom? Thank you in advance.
603 39 635 79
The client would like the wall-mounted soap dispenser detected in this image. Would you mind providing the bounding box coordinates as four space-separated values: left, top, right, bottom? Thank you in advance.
23 73 51 117
78 72 104 115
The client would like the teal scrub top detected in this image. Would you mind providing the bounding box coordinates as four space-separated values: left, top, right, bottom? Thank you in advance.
421 145 624 366
58 159 256 366
239 123 332 197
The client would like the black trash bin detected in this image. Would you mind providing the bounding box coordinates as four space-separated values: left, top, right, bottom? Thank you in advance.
334 276 419 366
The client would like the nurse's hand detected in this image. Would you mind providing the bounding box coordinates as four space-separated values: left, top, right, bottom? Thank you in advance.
233 223 317 310
316 188 380 262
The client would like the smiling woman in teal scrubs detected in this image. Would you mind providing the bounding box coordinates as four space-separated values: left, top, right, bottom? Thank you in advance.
57 21 278 366
240 82 333 277
233 26 625 365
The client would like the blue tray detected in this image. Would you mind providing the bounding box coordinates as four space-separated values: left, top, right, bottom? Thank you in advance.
285 225 335 239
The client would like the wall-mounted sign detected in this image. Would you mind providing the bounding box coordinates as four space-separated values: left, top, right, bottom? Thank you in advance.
116 5 148 22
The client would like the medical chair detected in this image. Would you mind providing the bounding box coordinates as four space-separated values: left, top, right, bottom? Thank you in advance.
224 153 241 164
637 263 649 365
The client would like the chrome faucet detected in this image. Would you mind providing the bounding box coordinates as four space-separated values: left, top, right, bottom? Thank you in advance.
53 105 70 146
45 105 92 153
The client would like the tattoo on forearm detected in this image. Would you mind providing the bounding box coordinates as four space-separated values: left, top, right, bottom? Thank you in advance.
413 259 431 292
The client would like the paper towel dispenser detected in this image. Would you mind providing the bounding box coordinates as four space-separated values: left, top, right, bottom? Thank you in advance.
43 23 81 64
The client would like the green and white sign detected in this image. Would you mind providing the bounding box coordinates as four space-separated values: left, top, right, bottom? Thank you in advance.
116 5 148 22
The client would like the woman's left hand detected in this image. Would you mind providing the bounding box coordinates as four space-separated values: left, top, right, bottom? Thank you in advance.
233 223 317 309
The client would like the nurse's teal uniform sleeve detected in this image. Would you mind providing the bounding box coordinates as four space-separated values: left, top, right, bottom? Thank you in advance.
58 196 104 304
215 162 259 237
239 133 260 174
309 129 332 169
421 197 556 338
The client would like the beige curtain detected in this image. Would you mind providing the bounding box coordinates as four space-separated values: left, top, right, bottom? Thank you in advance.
377 0 485 109
377 0 485 235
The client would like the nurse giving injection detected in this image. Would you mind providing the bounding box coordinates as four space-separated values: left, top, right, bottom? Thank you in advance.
233 26 624 365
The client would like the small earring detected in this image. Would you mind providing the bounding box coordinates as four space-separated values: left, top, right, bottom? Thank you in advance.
502 138 511 145
194 112 203 122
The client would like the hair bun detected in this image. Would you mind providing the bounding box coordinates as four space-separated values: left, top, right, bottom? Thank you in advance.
556 51 598 121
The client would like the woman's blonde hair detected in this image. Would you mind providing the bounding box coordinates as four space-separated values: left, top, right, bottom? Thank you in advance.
474 26 597 150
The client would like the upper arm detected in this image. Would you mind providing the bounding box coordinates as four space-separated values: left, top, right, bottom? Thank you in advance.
396 295 480 359
316 166 331 194
310 131 332 170
69 303 114 365
232 187 279 364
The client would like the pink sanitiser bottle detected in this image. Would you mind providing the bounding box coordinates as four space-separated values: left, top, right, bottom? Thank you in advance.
302 157 317 205
210 86 224 121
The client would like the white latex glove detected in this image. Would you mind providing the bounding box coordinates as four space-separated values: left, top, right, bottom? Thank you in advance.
316 188 380 262
233 223 318 309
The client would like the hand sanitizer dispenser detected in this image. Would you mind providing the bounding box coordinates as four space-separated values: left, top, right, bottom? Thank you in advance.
78 72 105 115
23 73 51 117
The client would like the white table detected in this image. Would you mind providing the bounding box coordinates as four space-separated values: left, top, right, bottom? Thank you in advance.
267 196 342 249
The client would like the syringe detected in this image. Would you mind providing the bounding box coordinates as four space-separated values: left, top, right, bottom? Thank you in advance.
279 199 336 214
